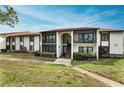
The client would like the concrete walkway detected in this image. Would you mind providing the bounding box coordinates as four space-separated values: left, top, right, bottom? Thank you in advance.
73 67 124 87
45 58 72 66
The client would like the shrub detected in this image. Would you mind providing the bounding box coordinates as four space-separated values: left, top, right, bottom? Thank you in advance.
10 50 28 53
109 54 124 58
40 52 56 58
73 52 96 60
34 51 40 56
0 49 7 52
23 47 27 51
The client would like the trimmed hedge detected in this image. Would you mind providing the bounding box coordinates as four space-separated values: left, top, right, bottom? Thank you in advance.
34 51 40 56
40 52 56 58
73 52 96 60
0 49 7 52
34 51 56 58
9 50 28 53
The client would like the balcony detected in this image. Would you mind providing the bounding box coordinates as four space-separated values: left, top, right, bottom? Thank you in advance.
42 39 56 43
74 39 96 43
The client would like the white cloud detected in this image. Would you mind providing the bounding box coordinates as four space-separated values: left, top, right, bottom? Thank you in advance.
0 5 124 33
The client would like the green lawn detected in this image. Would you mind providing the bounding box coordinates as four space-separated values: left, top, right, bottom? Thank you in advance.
74 58 124 84
0 52 55 62
0 59 107 87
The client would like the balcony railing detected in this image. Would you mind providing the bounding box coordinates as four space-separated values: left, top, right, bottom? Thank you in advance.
42 39 56 43
74 39 96 43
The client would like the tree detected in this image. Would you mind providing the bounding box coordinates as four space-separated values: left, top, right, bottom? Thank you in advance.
0 5 18 27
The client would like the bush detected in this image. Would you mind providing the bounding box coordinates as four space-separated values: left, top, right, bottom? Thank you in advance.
23 47 27 51
40 52 56 58
73 52 96 60
109 54 124 58
34 51 40 56
34 51 56 58
0 49 7 52
9 50 28 53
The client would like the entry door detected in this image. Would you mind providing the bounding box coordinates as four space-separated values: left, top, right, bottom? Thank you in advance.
63 46 67 54
99 46 109 57
63 44 71 59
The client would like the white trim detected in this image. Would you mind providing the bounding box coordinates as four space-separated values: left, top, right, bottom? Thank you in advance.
96 30 100 60
71 31 73 59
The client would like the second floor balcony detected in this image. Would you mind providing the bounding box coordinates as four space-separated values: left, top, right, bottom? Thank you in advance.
74 38 96 43
42 39 56 43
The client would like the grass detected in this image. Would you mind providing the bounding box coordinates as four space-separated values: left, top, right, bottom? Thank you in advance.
0 52 56 62
0 59 107 87
73 58 124 84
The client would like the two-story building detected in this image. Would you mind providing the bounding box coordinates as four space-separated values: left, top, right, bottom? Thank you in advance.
0 27 123 60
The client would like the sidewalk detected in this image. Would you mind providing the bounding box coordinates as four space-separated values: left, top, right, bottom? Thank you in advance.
73 67 124 87
45 58 71 66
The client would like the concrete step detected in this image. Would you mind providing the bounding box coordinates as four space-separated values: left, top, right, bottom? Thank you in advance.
54 58 72 66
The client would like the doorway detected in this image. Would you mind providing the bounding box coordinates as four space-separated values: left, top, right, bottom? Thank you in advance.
99 46 109 58
61 33 71 59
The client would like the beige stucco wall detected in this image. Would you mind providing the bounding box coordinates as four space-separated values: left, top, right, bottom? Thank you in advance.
110 32 123 54
0 37 6 50
24 36 29 51
16 37 20 50
34 36 40 51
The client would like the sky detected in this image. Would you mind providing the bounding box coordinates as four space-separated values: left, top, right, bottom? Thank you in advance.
0 5 124 33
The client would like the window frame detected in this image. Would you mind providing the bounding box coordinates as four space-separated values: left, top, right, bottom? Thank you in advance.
6 37 10 42
29 45 33 51
20 45 23 50
79 47 93 53
42 45 56 53
78 33 95 43
12 45 15 50
12 37 15 42
29 36 34 42
43 33 56 43
20 37 23 42
101 32 109 41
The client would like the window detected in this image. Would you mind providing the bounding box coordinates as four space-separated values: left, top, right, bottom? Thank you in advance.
6 45 10 50
101 33 109 41
29 45 33 51
12 45 15 50
78 33 95 43
20 37 23 42
20 45 23 50
6 38 10 42
30 36 34 42
79 47 93 53
43 33 56 43
42 45 56 52
12 37 15 42
63 34 71 44
79 47 84 52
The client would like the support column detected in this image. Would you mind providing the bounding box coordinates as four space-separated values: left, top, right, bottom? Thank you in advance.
56 32 59 58
71 31 73 59
96 30 100 60
10 37 12 51
40 33 42 52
